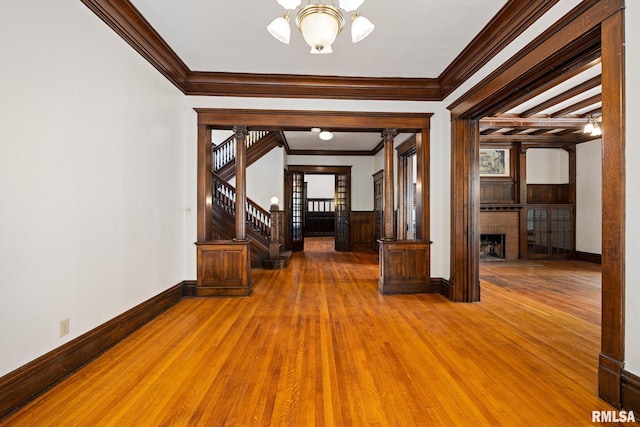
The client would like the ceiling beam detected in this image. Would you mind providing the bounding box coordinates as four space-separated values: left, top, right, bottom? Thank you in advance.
521 75 601 117
550 94 602 117
480 117 588 129
480 133 594 143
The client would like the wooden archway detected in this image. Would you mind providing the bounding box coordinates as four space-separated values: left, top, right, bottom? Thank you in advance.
447 0 625 407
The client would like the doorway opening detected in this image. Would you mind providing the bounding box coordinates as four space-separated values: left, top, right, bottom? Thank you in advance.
286 166 351 253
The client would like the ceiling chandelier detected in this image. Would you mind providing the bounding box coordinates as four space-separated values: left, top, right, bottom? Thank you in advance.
267 0 375 54
583 115 602 137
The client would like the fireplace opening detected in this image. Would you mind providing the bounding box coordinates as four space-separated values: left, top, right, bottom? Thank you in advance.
480 233 506 261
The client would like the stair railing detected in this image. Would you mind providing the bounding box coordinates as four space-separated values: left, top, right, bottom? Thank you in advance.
212 130 270 172
211 171 271 240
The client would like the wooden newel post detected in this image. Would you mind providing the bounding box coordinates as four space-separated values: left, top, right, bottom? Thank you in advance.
261 196 289 270
234 125 248 241
382 128 397 241
269 199 280 260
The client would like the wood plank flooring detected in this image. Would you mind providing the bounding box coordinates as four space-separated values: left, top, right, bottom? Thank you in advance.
1 238 623 426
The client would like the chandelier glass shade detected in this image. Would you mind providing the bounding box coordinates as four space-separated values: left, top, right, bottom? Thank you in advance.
583 115 602 137
268 0 374 54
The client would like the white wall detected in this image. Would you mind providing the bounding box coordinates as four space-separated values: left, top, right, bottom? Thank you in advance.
526 149 570 184
247 147 285 209
305 175 335 199
576 140 602 254
0 0 186 377
287 155 374 211
625 0 640 375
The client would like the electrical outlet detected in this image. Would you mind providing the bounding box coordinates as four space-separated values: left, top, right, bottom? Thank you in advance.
59 318 70 337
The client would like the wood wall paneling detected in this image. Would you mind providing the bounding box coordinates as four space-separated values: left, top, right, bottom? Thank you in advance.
350 211 375 251
195 242 251 296
480 180 517 204
526 184 571 204
378 240 434 294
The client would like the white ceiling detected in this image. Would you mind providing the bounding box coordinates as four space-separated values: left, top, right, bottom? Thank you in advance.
129 0 508 78
286 131 381 151
126 1 601 150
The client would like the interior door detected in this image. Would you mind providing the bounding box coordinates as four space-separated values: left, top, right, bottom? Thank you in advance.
290 171 304 252
334 172 351 251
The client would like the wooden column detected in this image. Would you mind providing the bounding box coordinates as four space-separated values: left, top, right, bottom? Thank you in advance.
234 126 248 241
382 128 397 240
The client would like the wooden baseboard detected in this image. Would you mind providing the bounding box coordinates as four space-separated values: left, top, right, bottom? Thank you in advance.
622 370 640 414
576 251 602 264
431 278 452 298
438 277 455 300
599 353 624 408
0 283 185 420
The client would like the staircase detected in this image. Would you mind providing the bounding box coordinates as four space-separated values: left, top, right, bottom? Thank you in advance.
213 130 283 181
210 130 283 266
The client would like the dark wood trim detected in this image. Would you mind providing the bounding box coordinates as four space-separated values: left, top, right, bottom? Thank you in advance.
287 149 375 156
448 0 625 409
480 134 595 144
480 116 589 129
622 370 640 414
187 72 441 101
287 165 352 175
448 0 623 118
197 124 212 241
79 1 554 102
439 0 560 98
450 118 481 302
0 283 185 419
378 240 434 294
79 0 189 92
599 8 625 408
416 129 430 243
575 251 602 264
195 109 432 132
432 277 452 299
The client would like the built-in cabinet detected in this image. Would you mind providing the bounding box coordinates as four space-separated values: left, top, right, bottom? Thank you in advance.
526 206 574 259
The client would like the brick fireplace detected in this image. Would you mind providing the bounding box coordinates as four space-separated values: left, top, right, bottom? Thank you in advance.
480 211 520 260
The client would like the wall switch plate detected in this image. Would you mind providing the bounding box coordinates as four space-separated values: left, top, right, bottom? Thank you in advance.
59 318 70 337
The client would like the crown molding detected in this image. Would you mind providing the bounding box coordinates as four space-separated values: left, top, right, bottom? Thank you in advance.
438 0 560 99
80 0 189 92
80 0 553 101
187 72 441 101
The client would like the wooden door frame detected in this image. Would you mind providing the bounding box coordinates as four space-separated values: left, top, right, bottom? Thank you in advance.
287 165 352 250
447 0 625 407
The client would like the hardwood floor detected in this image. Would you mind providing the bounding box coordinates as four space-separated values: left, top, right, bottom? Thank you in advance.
2 238 622 425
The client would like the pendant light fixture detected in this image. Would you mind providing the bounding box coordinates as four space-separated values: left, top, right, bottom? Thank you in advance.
267 0 375 54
